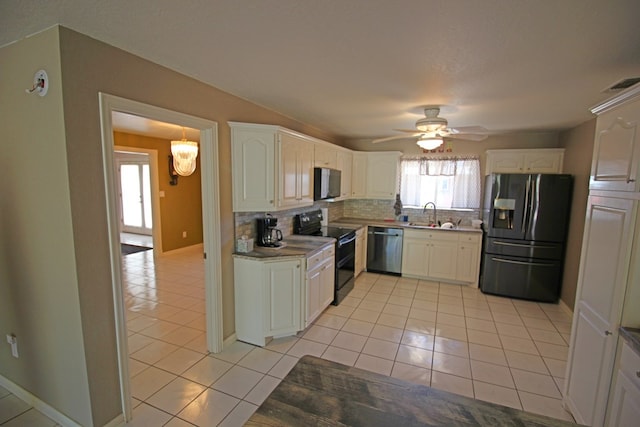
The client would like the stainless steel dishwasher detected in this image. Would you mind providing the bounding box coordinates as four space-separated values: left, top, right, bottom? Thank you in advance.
367 226 403 275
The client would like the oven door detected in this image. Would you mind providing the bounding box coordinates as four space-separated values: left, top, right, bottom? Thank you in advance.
334 234 356 305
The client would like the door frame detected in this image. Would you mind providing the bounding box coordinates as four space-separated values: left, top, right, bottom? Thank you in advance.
98 93 224 421
114 148 162 249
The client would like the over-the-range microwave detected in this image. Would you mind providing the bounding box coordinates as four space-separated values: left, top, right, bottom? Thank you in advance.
313 167 341 200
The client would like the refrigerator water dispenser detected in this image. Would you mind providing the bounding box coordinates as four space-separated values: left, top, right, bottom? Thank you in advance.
493 198 515 229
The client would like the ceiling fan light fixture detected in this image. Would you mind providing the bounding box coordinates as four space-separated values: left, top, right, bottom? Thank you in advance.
415 117 447 132
417 136 444 150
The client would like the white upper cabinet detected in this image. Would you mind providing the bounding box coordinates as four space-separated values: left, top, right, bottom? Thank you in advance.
590 90 640 192
336 149 353 200
314 144 338 169
486 149 564 175
351 152 368 198
366 152 401 199
230 122 314 212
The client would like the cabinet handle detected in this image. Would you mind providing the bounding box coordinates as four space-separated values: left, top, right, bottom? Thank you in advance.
605 330 612 336
636 371 640 378
269 200 274 204
628 179 636 183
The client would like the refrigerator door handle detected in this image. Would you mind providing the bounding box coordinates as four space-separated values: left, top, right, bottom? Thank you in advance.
491 257 555 267
493 241 556 249
522 175 531 233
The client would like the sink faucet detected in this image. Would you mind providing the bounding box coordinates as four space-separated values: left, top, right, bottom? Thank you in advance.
422 202 437 225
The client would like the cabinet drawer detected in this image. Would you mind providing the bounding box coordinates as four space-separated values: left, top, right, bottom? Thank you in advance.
459 233 481 244
307 252 325 271
621 342 640 390
323 245 335 258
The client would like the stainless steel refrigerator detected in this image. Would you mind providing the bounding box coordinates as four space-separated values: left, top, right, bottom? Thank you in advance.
480 173 573 302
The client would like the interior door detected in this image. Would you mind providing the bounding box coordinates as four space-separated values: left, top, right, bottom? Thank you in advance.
564 196 637 426
116 154 152 235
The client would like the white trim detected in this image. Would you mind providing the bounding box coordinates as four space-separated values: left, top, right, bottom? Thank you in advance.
223 333 238 348
591 84 640 115
98 93 224 422
0 375 83 427
114 145 163 253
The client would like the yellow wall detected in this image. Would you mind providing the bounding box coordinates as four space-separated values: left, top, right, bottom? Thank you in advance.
114 132 204 252
0 27 93 426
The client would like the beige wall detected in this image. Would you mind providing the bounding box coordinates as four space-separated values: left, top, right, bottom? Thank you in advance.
346 131 561 176
56 26 341 425
558 119 596 309
114 132 204 252
0 28 93 426
1 25 343 426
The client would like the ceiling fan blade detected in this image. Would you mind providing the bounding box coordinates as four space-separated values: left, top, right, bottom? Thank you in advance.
372 134 419 144
448 125 489 134
392 128 424 134
445 133 488 141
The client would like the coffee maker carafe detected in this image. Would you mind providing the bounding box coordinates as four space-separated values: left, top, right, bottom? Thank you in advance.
256 214 283 247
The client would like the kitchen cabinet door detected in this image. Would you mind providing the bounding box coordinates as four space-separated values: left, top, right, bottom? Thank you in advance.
314 144 338 169
401 237 429 277
279 132 314 209
564 196 637 426
366 152 401 199
337 150 353 200
305 266 322 328
351 152 367 198
319 258 335 310
485 149 564 175
590 96 640 192
456 234 481 286
264 259 302 337
231 125 276 211
428 239 458 281
608 371 640 427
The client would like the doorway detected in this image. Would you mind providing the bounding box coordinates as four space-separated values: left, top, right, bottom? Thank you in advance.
99 93 224 422
115 152 153 236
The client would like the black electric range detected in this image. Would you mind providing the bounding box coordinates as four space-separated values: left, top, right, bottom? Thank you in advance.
294 210 356 305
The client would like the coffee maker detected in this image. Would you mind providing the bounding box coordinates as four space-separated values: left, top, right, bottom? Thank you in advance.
256 214 283 247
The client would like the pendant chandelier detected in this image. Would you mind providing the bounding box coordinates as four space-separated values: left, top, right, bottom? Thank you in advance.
171 128 199 176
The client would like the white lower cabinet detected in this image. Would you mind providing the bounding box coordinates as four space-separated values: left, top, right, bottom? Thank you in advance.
305 244 335 328
234 256 302 347
401 229 481 286
607 341 640 427
456 233 482 285
564 195 637 426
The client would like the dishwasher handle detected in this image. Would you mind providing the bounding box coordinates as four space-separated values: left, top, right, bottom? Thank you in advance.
368 231 402 237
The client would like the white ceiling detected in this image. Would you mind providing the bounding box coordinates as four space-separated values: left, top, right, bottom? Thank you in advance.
2 0 639 141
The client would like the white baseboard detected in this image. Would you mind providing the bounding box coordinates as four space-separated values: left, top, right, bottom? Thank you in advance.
0 374 83 427
222 333 237 350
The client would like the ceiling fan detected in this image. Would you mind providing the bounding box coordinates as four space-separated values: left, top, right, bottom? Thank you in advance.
372 106 489 150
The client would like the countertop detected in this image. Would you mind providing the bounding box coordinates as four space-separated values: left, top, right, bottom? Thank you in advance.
246 355 581 426
620 326 640 356
233 235 335 260
332 216 483 234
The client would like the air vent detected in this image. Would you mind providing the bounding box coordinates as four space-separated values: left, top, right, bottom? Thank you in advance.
603 77 640 93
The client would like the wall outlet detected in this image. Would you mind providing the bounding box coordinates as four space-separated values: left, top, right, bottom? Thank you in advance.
6 334 18 358
182 231 187 238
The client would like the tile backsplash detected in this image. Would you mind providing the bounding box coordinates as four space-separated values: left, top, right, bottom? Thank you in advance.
343 199 481 226
234 198 481 245
234 201 344 241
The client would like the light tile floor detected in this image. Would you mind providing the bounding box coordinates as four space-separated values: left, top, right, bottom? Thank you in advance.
0 247 576 426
